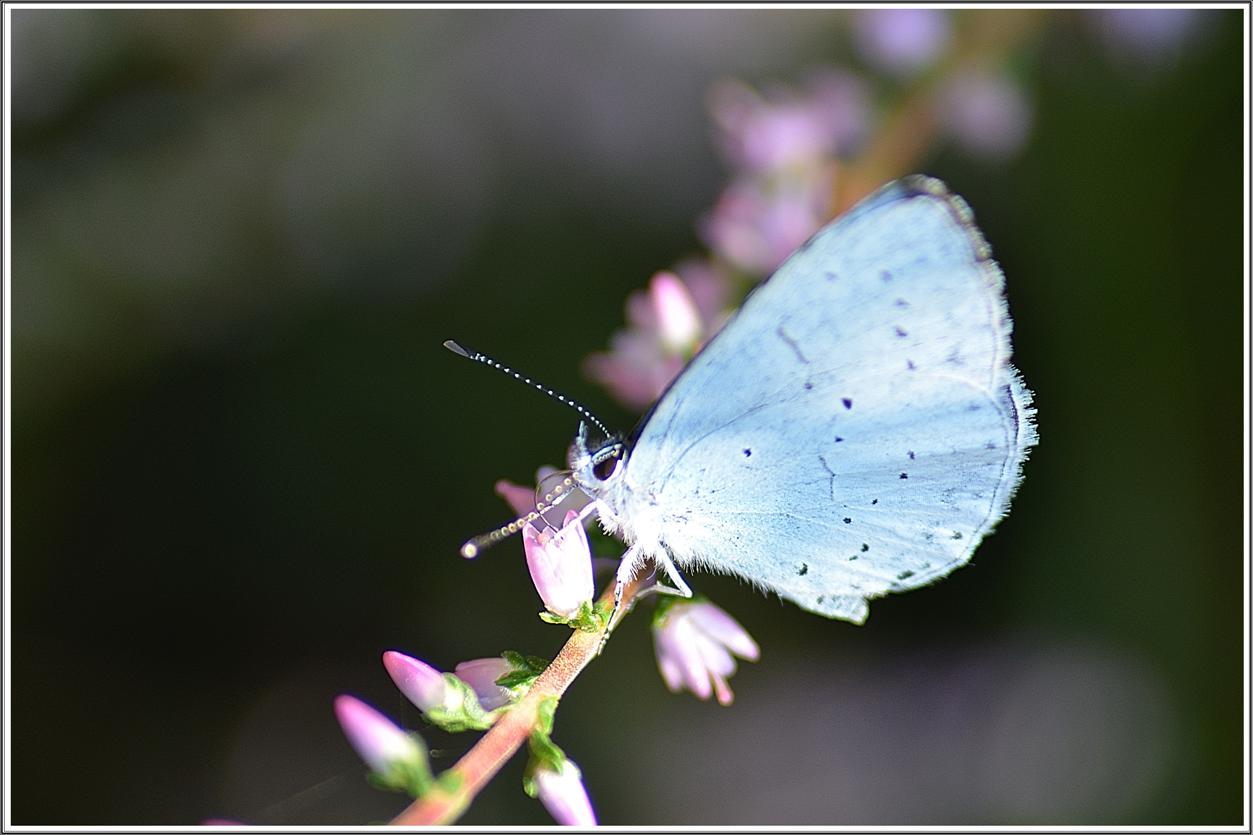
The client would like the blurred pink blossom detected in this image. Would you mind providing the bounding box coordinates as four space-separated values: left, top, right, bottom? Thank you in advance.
495 465 561 517
937 69 1033 160
333 695 424 777
1094 8 1204 66
584 331 685 411
533 759 598 826
709 73 869 173
523 510 595 618
653 598 759 706
651 271 702 354
855 9 951 76
702 177 828 275
672 257 733 327
453 657 517 711
586 266 728 409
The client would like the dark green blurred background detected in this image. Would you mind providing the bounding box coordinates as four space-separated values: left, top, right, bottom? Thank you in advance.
9 7 1245 826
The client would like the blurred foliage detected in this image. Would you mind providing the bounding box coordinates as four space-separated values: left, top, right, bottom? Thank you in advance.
9 8 1244 825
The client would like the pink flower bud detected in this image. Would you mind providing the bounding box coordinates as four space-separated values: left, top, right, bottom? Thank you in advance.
649 271 702 355
533 760 598 826
522 511 594 618
333 695 424 777
382 651 456 713
453 657 516 711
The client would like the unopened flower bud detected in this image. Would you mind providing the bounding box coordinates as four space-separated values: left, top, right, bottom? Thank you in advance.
453 657 517 711
649 271 702 355
382 651 459 714
533 759 597 826
333 695 427 783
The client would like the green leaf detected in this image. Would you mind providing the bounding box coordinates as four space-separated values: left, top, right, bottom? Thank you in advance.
539 600 607 633
522 696 570 797
494 651 550 691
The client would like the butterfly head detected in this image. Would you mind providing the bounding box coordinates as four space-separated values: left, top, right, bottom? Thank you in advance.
570 420 627 498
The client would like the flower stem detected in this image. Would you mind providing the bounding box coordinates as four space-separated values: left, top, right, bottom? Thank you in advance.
388 579 642 825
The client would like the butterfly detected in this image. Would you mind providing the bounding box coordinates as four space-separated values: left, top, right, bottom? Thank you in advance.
565 175 1037 623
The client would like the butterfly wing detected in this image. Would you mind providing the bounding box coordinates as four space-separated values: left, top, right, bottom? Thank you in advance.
617 177 1036 623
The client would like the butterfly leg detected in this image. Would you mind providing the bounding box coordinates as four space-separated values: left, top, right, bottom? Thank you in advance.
597 544 644 655
650 550 693 598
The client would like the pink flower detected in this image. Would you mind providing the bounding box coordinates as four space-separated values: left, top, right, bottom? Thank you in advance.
584 330 686 410
710 80 836 173
453 657 516 711
382 651 458 713
855 9 951 76
533 759 598 826
585 265 726 409
653 599 760 706
333 695 424 777
523 510 595 618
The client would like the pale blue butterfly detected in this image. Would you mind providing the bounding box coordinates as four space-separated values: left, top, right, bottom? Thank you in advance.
568 175 1037 623
456 175 1036 624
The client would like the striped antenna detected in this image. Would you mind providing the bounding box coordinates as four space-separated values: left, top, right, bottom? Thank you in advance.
443 340 613 440
459 474 578 558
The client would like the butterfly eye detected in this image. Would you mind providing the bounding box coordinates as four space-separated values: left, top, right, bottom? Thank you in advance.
592 448 623 482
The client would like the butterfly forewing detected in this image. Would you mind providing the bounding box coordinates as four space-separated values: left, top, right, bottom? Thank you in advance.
615 177 1036 622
